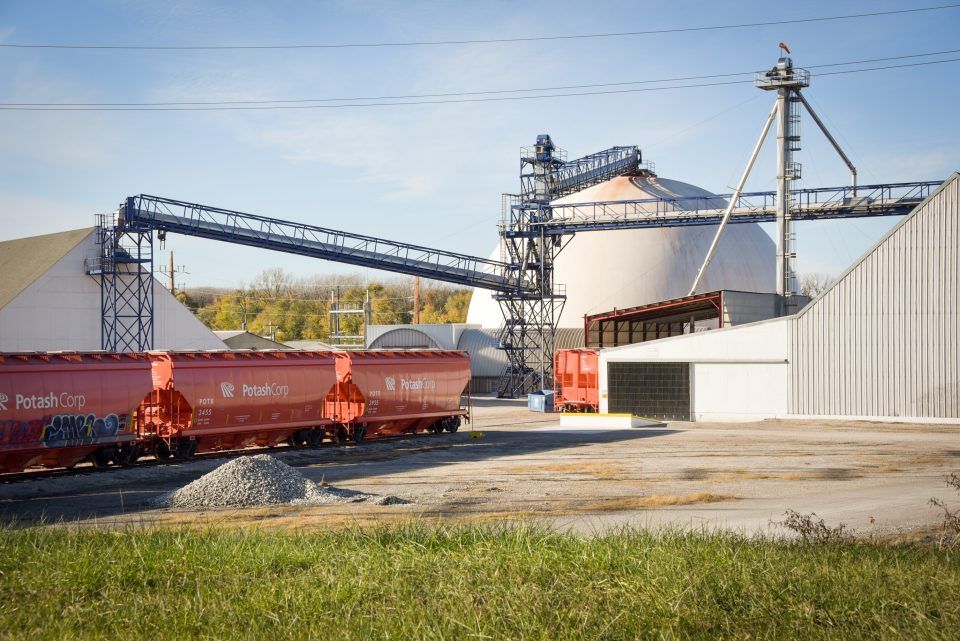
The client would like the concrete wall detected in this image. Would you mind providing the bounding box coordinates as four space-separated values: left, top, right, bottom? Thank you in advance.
0 232 225 351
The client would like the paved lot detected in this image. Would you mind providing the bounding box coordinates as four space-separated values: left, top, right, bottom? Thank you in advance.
2 396 959 537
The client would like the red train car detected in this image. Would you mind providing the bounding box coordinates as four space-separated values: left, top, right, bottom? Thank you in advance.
144 350 340 458
554 349 600 412
0 352 154 472
329 350 471 440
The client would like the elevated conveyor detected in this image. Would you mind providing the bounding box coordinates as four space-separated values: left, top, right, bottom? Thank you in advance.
513 181 940 236
120 195 518 291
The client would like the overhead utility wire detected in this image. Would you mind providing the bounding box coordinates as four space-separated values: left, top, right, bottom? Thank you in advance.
7 47 959 108
2 57 957 111
1 4 957 50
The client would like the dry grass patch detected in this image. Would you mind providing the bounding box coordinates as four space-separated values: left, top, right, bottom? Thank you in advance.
579 492 737 512
682 467 864 483
504 460 626 480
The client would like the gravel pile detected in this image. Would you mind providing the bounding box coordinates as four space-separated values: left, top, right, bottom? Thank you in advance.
153 454 368 509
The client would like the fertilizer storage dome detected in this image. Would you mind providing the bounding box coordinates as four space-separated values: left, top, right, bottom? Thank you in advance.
466 175 775 328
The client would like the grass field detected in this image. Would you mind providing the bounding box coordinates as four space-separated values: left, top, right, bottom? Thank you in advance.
1 525 958 640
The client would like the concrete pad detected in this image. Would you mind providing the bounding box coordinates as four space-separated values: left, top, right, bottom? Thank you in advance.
559 413 666 429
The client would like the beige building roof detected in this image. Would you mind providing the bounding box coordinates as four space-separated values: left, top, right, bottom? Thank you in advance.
0 228 93 310
213 330 291 350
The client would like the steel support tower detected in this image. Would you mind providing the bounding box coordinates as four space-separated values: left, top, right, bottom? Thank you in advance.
494 137 648 397
87 213 155 351
494 136 567 397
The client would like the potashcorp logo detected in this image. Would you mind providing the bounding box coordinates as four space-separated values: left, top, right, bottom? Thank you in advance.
400 378 436 391
241 382 290 398
385 377 396 391
0 393 7 411
220 382 235 398
11 392 86 411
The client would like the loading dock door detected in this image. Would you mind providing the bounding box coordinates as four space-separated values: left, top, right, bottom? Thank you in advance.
607 362 691 421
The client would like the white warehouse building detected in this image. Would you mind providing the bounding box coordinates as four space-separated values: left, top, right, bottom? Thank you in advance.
0 228 225 352
599 174 960 423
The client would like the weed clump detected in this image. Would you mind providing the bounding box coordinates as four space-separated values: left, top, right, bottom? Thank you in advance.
929 472 960 548
776 510 852 543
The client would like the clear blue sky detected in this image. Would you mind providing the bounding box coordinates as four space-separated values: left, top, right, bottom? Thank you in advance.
1 0 957 290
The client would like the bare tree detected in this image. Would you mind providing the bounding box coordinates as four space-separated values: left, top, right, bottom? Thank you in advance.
799 272 832 298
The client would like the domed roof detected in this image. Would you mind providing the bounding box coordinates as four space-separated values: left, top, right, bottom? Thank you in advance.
467 175 775 328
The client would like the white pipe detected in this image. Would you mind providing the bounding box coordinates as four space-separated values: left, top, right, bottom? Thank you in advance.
797 92 858 196
689 100 778 296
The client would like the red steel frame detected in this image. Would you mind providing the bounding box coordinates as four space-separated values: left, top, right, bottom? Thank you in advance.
584 291 725 348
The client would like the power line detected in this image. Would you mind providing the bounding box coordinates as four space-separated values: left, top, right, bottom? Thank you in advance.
1 56 957 112
1 4 956 50
7 47 959 108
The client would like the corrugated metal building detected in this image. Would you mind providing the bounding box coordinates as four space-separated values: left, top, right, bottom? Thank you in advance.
790 174 959 418
598 173 960 422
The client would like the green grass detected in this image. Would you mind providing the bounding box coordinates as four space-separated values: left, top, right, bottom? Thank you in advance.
0 524 957 640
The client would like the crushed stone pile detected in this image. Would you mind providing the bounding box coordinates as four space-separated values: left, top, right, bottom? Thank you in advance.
154 454 370 509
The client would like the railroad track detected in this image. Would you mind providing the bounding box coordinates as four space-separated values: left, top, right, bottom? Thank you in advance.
0 431 453 486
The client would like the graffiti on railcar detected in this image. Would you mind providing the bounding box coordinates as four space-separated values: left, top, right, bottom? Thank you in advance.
0 413 130 448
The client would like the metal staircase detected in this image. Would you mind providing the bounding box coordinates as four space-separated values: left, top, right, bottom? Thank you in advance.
493 136 648 397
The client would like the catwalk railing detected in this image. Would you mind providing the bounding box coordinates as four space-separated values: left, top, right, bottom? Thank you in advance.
119 195 520 292
116 181 940 293
510 180 940 236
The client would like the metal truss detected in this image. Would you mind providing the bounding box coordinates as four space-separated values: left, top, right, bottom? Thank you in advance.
92 149 937 375
86 214 154 351
119 195 516 291
495 135 643 396
530 181 940 235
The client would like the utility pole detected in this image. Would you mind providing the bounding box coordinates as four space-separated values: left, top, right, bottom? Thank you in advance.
413 277 421 324
158 250 187 295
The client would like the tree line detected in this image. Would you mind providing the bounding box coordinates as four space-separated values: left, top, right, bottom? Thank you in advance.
178 268 472 342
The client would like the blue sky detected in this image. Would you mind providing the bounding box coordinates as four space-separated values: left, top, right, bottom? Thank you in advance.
1 0 957 290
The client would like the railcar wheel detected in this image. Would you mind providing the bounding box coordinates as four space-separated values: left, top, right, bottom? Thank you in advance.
307 429 323 447
353 425 367 444
288 431 308 448
153 440 172 461
115 446 139 467
447 418 461 433
172 439 197 460
91 448 113 468
335 425 348 444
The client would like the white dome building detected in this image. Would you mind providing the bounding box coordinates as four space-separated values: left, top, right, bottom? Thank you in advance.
467 175 775 328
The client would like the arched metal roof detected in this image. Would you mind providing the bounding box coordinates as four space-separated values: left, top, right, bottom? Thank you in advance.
367 327 442 350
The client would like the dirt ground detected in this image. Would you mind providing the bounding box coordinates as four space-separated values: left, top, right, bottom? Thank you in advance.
2 396 959 537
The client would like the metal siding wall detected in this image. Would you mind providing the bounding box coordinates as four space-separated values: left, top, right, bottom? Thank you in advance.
790 178 959 418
